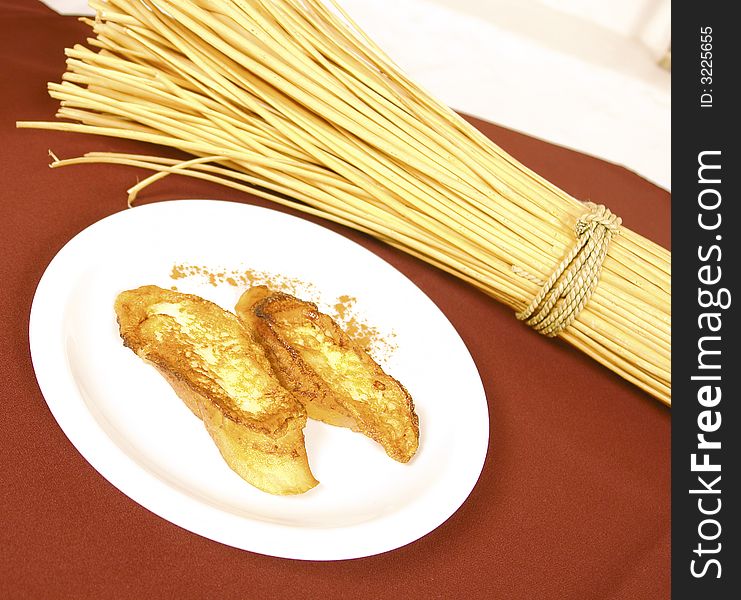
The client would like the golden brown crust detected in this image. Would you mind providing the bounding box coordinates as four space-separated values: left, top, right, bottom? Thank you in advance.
236 286 419 463
114 285 318 495
236 287 356 430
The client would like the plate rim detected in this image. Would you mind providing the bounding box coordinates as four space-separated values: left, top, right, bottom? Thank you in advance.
29 199 489 560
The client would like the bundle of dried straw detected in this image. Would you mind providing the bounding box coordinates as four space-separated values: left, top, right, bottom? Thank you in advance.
18 0 671 404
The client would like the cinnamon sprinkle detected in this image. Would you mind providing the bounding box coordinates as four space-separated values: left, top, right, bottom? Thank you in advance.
169 263 398 361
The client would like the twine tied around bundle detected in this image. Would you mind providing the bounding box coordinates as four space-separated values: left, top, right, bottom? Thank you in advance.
513 202 622 337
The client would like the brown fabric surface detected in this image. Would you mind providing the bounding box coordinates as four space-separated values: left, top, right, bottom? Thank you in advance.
0 3 670 599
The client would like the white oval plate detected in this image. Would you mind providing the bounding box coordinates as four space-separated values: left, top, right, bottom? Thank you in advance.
29 200 489 560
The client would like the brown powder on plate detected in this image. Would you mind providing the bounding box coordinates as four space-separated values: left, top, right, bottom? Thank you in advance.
169 263 397 361
334 294 353 321
170 264 187 280
332 294 397 357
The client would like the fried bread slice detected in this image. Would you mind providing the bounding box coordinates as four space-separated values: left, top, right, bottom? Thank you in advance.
114 285 318 495
236 287 419 463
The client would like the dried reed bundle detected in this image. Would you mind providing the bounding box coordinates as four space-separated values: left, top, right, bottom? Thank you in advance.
18 0 671 404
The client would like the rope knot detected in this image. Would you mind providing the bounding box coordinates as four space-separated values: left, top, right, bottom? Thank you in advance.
513 202 621 337
575 202 622 237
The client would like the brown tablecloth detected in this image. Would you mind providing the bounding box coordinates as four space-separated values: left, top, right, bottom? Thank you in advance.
0 2 670 598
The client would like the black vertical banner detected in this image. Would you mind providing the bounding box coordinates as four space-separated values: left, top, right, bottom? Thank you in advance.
673 3 739 599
